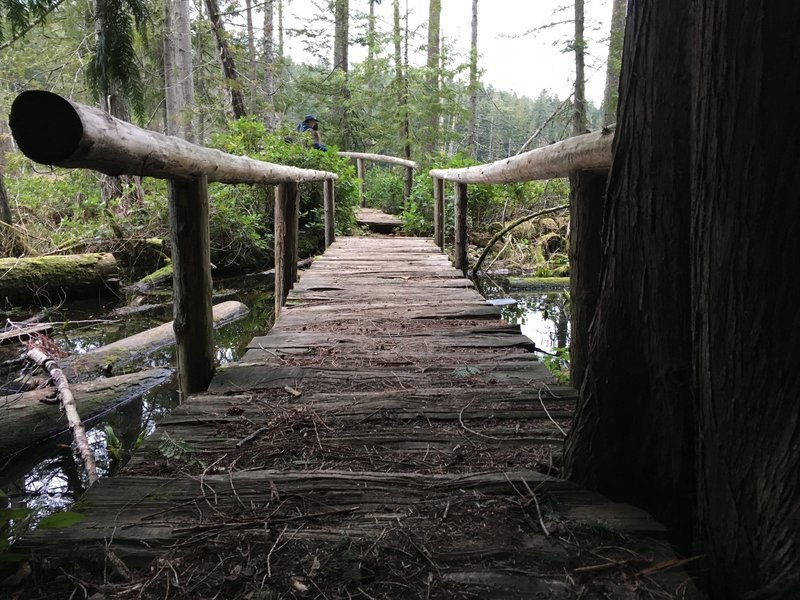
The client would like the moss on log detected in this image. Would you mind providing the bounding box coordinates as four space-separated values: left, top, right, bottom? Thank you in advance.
0 253 119 306
0 368 173 461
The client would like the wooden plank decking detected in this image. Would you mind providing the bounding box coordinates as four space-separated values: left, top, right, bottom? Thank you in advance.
15 236 701 599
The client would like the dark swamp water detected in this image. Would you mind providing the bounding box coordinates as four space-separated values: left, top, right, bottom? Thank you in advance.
0 273 569 549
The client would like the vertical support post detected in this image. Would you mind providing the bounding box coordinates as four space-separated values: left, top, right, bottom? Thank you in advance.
324 178 336 248
274 181 299 318
168 174 214 399
569 170 607 390
453 182 468 274
357 158 366 206
433 176 445 248
404 166 414 202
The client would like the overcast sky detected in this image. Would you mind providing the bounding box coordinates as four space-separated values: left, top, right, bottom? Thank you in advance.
283 0 613 104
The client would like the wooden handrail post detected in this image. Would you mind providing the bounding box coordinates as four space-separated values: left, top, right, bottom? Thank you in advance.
168 174 214 399
357 158 366 207
324 178 336 248
433 177 445 249
404 166 414 202
274 181 299 317
454 182 468 274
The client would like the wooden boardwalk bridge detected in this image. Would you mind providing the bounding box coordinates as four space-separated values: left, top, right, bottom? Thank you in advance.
17 235 700 599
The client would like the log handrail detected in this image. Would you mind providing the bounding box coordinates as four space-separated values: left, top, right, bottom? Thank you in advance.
9 91 337 184
338 151 417 169
8 90 338 400
429 126 614 184
427 125 616 391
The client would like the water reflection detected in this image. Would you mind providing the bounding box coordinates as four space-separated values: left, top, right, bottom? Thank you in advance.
477 277 571 353
0 281 275 549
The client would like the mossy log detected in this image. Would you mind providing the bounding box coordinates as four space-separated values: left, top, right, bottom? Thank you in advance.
61 300 249 382
0 253 119 306
124 262 173 295
0 367 173 461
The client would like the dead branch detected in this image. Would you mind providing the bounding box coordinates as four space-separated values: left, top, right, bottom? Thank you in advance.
25 346 98 485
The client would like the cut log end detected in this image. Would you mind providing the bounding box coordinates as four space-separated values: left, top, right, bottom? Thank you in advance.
9 90 83 165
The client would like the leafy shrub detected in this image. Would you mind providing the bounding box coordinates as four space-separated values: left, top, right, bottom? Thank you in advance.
363 167 405 214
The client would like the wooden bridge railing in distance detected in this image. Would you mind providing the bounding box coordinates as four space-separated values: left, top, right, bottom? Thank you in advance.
338 151 418 206
9 90 338 399
429 126 614 390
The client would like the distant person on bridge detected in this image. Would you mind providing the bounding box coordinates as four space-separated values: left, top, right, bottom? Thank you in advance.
297 115 327 151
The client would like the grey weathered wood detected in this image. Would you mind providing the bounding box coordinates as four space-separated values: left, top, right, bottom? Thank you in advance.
356 157 366 206
12 236 702 600
433 176 445 248
430 126 614 184
324 178 335 247
274 182 298 316
168 175 214 397
9 91 336 184
338 151 417 169
454 182 468 274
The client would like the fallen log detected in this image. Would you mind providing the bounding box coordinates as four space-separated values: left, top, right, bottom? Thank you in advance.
25 346 98 484
60 300 249 381
0 253 119 306
124 262 173 295
0 367 173 462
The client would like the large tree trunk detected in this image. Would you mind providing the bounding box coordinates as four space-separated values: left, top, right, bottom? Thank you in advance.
690 2 800 597
163 0 195 141
393 0 410 162
245 0 256 112
572 0 586 135
602 0 626 125
263 0 277 129
424 0 441 154
205 0 246 120
466 0 478 156
333 0 351 149
563 0 695 544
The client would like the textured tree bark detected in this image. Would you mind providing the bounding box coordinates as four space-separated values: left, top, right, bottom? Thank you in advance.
602 0 626 125
466 0 478 156
572 0 586 135
357 158 366 206
164 0 195 141
690 2 800 597
393 0 410 164
568 170 606 391
168 175 215 399
563 0 695 542
263 0 276 129
205 0 246 120
245 0 256 111
425 0 441 153
333 0 351 148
